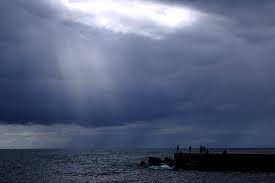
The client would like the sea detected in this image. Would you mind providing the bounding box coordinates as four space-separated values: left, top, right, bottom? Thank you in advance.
0 148 275 183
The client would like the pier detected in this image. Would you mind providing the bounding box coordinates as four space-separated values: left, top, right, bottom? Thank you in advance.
140 147 275 172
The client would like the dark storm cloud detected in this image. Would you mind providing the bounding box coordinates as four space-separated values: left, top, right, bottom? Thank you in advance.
0 0 275 138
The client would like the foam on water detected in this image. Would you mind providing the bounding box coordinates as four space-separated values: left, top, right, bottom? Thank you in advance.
149 164 172 170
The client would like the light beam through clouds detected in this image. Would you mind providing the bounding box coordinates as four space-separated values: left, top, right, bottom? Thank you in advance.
1 0 275 148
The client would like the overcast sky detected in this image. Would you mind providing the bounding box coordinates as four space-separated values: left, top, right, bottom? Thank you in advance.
0 0 275 148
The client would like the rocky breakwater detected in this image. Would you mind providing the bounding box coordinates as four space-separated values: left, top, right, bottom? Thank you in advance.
140 149 275 172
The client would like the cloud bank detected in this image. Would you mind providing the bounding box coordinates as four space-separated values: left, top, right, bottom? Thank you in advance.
0 0 275 148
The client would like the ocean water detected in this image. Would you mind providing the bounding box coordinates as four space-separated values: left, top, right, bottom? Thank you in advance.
0 149 275 183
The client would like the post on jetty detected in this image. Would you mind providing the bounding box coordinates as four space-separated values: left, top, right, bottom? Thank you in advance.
189 145 192 154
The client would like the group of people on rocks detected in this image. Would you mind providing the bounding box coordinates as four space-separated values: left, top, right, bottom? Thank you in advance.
176 145 209 154
176 145 229 155
200 145 208 154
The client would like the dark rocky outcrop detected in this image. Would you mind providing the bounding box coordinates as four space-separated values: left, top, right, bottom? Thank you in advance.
140 161 147 167
163 157 175 167
148 157 162 166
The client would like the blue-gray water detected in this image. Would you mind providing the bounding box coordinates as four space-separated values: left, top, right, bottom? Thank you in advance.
1 149 275 183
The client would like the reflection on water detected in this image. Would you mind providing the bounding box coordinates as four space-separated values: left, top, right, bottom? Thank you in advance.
0 149 275 183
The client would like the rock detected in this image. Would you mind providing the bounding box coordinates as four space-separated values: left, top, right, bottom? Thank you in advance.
148 157 162 166
140 161 147 167
164 157 175 167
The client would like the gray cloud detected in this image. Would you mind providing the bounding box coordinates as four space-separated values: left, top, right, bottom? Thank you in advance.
0 0 275 147
1 119 275 148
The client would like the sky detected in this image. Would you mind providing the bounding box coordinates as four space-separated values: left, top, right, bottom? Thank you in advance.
0 0 275 149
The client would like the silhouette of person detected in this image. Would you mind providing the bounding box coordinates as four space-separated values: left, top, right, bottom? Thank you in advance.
177 145 179 153
200 146 203 153
189 145 192 154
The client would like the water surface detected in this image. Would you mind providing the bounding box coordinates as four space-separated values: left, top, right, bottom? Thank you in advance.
0 149 274 183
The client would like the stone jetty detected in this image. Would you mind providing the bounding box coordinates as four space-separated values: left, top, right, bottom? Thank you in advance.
140 147 275 172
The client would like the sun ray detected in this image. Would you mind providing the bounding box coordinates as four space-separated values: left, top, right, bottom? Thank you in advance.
60 0 200 39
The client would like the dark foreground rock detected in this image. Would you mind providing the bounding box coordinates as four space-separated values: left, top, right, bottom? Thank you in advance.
163 157 175 167
140 161 147 167
148 157 162 166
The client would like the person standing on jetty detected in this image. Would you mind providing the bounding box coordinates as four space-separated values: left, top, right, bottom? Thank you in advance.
189 145 192 154
177 145 180 153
